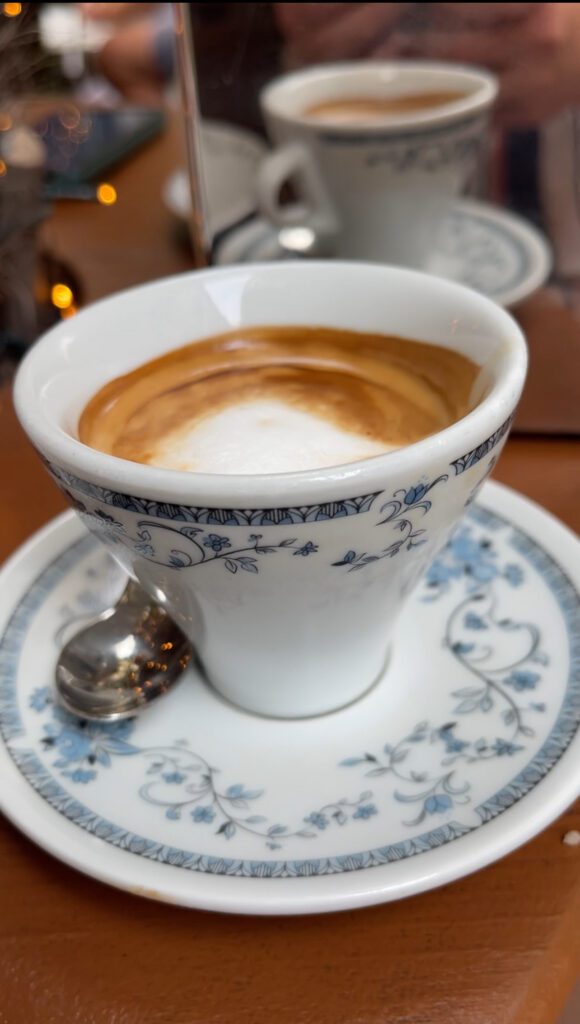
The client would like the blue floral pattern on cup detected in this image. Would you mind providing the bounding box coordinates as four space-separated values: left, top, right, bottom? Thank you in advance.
81 518 320 574
38 422 514 718
332 475 447 571
45 419 512 577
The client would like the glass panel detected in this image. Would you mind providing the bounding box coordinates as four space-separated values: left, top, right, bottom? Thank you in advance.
172 3 580 433
0 3 579 431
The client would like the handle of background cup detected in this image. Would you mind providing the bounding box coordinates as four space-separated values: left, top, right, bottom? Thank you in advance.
257 143 339 241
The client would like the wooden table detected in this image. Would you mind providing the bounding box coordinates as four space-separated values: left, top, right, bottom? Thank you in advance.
1 110 579 1024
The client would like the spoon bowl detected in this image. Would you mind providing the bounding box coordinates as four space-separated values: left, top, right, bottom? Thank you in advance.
55 579 192 721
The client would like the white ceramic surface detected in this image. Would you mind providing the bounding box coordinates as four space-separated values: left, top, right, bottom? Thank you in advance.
259 62 498 265
1 480 579 914
214 199 552 309
163 121 266 238
14 264 526 717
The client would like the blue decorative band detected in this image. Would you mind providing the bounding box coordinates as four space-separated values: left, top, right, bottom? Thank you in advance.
451 415 513 476
47 463 381 526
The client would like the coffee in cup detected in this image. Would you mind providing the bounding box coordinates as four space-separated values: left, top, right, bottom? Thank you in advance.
79 326 480 475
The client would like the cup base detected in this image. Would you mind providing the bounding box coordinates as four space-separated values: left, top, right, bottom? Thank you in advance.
196 645 393 720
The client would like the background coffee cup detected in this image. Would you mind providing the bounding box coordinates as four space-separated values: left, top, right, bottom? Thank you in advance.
15 263 526 718
258 62 498 265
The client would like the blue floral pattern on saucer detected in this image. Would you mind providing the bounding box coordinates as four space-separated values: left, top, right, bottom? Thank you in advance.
1 495 579 881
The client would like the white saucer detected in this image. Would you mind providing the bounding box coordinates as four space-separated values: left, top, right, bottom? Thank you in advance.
1 481 579 915
214 199 552 308
163 121 266 239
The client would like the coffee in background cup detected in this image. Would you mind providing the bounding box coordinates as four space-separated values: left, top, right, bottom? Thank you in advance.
304 91 467 124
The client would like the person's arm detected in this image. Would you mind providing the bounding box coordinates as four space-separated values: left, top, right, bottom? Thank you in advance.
84 3 173 106
275 3 407 63
276 2 580 129
378 3 580 129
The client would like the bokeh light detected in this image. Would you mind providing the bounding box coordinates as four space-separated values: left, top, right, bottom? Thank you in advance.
3 3 22 17
58 106 81 131
97 183 117 206
0 160 7 178
51 283 74 310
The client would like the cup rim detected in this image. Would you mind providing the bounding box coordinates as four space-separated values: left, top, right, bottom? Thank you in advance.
14 262 527 508
260 60 498 134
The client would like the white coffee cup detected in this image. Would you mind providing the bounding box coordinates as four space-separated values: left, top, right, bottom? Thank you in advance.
258 61 498 265
15 263 526 719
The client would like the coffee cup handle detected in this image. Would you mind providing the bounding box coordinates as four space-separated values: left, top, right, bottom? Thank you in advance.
257 143 339 241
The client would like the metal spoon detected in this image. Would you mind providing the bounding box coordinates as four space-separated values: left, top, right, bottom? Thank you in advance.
55 579 193 721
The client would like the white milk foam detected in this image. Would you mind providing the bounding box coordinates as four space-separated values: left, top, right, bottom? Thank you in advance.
148 400 393 474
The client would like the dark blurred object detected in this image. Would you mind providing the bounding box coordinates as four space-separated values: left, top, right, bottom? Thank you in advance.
0 2 83 363
0 247 82 385
189 3 283 132
505 131 543 230
0 120 83 363
0 122 47 348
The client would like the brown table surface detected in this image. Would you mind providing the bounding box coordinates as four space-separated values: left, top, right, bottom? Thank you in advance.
1 110 580 1024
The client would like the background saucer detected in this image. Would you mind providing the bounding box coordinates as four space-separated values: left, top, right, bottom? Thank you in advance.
163 121 266 240
214 199 551 308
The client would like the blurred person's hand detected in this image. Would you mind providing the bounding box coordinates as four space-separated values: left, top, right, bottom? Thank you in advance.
383 3 580 128
276 2 580 128
81 3 158 23
275 3 408 63
95 16 165 105
435 4 536 24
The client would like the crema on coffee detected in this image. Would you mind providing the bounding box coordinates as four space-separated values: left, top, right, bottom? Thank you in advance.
79 326 479 474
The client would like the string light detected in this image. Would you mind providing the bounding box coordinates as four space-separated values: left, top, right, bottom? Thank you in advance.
51 283 74 310
0 160 6 177
97 182 117 206
3 4 23 17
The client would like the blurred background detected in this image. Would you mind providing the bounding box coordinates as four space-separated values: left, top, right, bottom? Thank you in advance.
1 2 580 430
